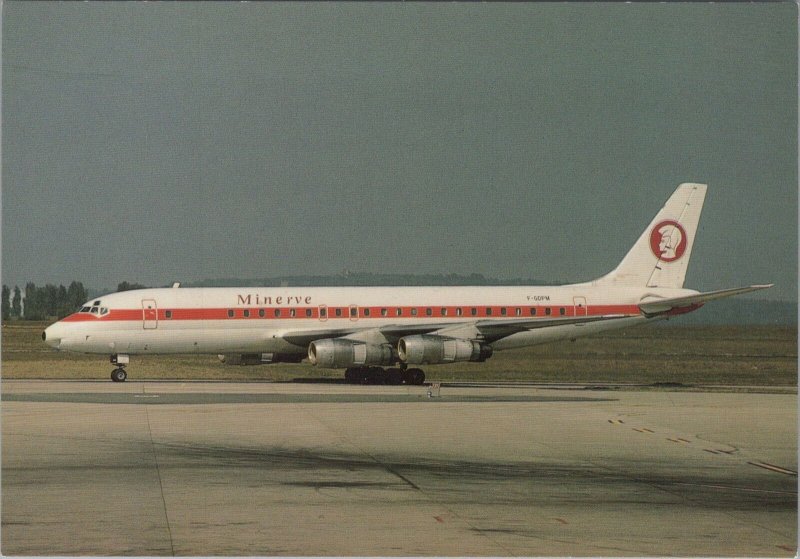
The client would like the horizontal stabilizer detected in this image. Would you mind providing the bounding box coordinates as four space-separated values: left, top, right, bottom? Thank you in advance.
639 284 773 315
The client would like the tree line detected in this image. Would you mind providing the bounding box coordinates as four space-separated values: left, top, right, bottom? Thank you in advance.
2 282 88 321
1 281 148 321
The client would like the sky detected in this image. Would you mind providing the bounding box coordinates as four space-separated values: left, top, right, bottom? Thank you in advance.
2 2 797 301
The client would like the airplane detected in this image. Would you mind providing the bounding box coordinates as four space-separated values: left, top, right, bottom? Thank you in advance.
42 183 772 383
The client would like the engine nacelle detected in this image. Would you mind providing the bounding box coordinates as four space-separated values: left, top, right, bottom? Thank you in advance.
218 353 303 366
308 338 397 369
397 335 493 365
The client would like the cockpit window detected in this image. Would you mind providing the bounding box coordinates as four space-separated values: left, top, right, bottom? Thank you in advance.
80 306 91 313
93 300 101 306
100 307 109 315
90 307 99 314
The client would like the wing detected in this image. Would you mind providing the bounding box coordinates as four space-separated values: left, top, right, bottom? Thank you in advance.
466 314 630 343
281 322 453 347
280 313 632 347
280 284 772 347
638 284 773 316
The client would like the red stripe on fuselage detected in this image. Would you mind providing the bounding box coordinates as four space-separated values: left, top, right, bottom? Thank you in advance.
59 304 641 322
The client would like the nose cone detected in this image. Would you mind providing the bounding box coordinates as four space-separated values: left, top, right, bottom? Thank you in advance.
42 323 62 349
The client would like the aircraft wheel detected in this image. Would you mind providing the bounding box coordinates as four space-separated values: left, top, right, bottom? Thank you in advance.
111 368 127 382
386 368 403 385
401 368 425 385
366 367 386 385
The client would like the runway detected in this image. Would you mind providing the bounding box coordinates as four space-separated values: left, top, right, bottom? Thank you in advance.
2 381 796 556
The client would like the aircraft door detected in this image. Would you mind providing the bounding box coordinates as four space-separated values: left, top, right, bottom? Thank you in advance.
573 296 587 317
142 299 158 329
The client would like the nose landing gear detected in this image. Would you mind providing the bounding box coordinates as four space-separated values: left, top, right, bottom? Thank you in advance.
110 354 130 382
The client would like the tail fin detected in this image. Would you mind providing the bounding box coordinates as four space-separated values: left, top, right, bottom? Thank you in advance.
595 183 707 288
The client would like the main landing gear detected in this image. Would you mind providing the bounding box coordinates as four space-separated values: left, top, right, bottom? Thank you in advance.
344 366 425 385
110 354 129 382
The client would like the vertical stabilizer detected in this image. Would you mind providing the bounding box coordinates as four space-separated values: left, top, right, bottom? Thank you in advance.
594 183 707 288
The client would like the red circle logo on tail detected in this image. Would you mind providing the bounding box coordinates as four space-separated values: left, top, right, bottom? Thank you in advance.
649 220 687 262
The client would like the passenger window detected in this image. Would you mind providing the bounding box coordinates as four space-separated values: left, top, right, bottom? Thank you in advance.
425 308 432 316
290 309 296 317
471 308 477 316
335 308 342 317
364 308 370 317
530 308 537 316
320 307 327 318
515 308 521 316
381 308 388 317
441 308 447 316
243 309 250 318
227 309 234 318
486 308 492 316
164 310 171 319
275 309 281 317
305 309 312 317
350 307 357 317
456 308 463 316
500 307 507 316
396 308 402 316
411 308 418 316
259 309 265 318
545 307 552 316
560 307 566 316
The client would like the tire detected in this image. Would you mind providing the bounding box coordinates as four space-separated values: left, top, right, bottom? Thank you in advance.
111 368 127 382
386 368 403 385
366 367 386 385
407 368 425 385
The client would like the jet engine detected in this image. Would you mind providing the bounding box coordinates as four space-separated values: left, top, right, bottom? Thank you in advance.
397 335 493 365
308 338 397 369
218 353 303 366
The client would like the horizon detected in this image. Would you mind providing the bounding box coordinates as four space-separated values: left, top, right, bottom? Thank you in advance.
5 272 795 304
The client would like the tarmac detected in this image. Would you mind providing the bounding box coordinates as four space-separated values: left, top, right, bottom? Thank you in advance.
2 380 797 556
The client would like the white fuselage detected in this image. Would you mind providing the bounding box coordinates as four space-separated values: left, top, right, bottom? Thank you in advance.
43 284 695 357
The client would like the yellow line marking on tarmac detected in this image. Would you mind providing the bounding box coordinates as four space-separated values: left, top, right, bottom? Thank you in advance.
667 438 689 444
748 461 798 476
672 482 797 495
